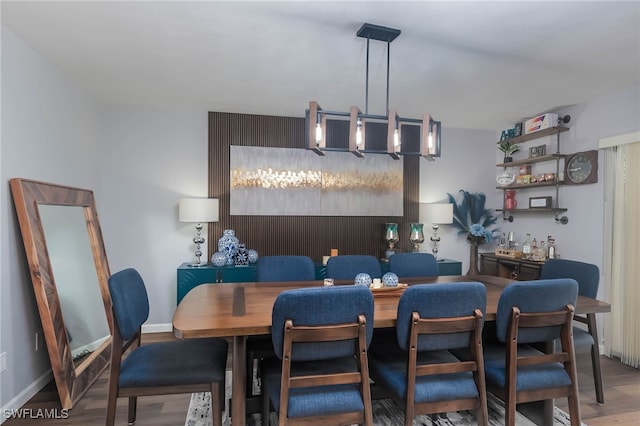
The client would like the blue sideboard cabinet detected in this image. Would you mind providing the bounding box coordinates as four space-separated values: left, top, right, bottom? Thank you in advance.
177 258 462 304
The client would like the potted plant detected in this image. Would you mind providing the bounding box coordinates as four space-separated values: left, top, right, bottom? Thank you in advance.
447 190 499 275
498 139 520 163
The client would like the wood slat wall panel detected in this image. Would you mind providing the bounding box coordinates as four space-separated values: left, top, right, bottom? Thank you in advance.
208 112 419 262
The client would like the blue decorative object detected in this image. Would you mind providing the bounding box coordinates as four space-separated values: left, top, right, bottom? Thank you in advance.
218 229 239 266
382 272 399 287
234 244 249 267
211 251 227 267
354 273 372 287
247 249 259 264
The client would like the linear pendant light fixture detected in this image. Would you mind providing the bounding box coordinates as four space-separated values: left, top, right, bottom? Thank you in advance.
306 23 441 160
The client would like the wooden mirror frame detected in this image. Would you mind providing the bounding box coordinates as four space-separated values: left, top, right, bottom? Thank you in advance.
9 178 113 409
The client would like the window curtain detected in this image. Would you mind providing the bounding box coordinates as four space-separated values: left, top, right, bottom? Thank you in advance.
601 134 640 367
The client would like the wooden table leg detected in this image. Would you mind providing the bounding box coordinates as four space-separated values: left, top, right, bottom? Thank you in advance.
231 336 247 426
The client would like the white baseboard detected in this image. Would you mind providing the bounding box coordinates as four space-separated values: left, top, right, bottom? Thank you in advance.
1 370 52 425
141 323 172 334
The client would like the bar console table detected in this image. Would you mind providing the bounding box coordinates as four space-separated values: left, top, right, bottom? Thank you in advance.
479 253 543 281
177 258 462 303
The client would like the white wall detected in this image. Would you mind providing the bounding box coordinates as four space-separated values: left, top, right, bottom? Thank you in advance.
419 127 499 272
418 86 640 288
97 105 209 327
1 26 101 414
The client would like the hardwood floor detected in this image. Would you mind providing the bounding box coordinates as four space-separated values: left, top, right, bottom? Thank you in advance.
3 333 639 425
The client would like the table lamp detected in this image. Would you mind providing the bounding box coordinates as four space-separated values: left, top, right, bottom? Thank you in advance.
179 198 219 266
419 202 453 261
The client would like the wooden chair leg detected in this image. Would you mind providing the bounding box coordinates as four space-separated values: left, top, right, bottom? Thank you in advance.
246 351 256 396
105 391 118 426
505 395 516 426
127 396 137 425
211 383 222 426
261 381 270 426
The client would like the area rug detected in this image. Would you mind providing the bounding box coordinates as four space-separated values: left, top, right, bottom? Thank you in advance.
185 372 579 426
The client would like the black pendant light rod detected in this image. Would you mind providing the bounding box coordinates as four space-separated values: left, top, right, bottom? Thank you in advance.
357 23 401 119
365 36 370 115
386 39 390 114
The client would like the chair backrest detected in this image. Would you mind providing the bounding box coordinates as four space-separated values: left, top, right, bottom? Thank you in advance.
389 252 438 278
271 286 374 361
396 282 486 351
108 268 150 341
255 255 315 282
325 255 381 280
540 258 600 299
495 279 578 344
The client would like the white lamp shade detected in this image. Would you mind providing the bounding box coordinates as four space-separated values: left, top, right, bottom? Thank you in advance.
179 198 219 223
420 203 453 225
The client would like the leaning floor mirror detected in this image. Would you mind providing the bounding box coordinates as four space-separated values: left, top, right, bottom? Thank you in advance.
10 178 113 409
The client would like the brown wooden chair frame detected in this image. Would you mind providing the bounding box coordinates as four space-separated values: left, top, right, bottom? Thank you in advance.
401 309 488 426
105 324 224 426
488 305 581 426
262 314 373 426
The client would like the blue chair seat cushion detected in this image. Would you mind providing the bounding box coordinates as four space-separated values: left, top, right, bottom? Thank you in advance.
571 327 595 353
483 343 572 391
553 327 594 354
369 344 479 403
261 356 365 418
119 338 228 388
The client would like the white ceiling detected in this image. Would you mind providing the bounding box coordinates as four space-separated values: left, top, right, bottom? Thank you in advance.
2 1 639 130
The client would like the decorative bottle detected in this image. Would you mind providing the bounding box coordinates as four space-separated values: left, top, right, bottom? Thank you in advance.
547 236 556 259
532 238 545 261
234 244 249 267
522 233 532 259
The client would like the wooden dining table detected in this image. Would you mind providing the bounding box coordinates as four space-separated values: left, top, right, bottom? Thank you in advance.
172 274 611 425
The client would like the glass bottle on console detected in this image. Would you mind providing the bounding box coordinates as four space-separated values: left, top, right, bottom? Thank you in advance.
522 233 532 259
531 238 546 261
547 236 556 259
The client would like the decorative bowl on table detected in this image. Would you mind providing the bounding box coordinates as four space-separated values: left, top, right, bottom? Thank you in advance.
354 273 372 287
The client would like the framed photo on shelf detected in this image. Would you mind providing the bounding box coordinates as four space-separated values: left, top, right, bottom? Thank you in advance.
529 144 546 158
529 196 552 209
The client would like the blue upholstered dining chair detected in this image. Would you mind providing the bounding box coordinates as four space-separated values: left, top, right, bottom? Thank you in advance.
368 282 488 426
247 255 316 397
388 252 438 278
106 268 228 426
325 254 381 280
540 258 604 403
260 286 375 425
256 255 315 282
483 279 581 426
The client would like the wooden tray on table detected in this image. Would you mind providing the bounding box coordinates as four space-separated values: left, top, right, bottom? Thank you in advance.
370 283 408 297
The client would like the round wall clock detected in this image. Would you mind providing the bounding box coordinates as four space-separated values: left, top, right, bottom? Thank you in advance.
564 150 598 184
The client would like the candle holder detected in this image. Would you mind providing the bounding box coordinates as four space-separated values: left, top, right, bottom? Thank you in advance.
409 223 425 252
384 223 399 260
430 224 442 260
419 203 454 261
